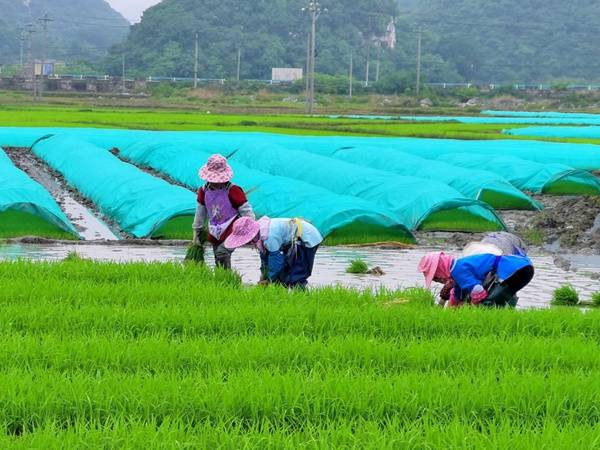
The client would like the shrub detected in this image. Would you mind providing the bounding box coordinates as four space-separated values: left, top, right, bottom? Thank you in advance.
592 291 600 307
551 285 580 306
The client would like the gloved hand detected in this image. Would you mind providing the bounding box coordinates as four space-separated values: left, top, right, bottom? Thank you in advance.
439 280 455 301
470 285 489 305
192 229 206 245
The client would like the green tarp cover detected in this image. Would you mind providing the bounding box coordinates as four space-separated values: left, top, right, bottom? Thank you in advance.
506 126 600 139
437 153 600 195
0 149 78 236
318 146 540 210
31 135 196 238
119 139 412 239
228 143 504 231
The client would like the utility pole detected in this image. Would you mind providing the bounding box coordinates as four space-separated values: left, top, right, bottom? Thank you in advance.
365 16 372 87
416 25 423 97
305 32 311 113
38 13 53 98
25 23 36 98
309 6 317 114
193 32 199 89
121 53 126 93
236 48 241 81
18 32 25 67
303 1 324 115
375 42 382 82
349 51 353 98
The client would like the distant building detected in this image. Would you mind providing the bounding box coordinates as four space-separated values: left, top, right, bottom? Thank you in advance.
34 60 56 76
272 68 303 82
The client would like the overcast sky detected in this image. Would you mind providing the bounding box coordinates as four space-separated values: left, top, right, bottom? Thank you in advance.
106 0 162 23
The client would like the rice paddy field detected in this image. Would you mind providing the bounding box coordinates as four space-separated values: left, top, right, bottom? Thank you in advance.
0 100 599 447
0 258 599 448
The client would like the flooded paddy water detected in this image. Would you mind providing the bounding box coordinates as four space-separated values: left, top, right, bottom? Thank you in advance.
1 242 597 309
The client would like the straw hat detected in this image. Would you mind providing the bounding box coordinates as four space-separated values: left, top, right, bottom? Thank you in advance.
224 217 261 250
199 154 234 183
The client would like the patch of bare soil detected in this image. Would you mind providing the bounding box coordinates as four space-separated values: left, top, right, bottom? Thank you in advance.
505 195 600 253
418 194 600 255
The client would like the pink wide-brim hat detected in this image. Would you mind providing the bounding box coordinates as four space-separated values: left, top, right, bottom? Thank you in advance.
199 154 234 183
418 252 443 288
224 217 261 250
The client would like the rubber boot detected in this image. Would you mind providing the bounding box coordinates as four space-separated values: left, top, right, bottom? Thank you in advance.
213 243 233 270
484 284 515 308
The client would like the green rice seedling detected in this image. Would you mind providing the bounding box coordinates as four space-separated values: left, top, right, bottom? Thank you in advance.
592 291 600 307
0 210 76 240
552 284 580 306
63 250 86 262
151 215 194 240
0 259 599 447
346 259 369 274
184 243 205 264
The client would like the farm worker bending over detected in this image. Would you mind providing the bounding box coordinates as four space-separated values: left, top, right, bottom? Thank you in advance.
193 154 254 269
462 232 527 258
418 249 534 308
224 216 323 288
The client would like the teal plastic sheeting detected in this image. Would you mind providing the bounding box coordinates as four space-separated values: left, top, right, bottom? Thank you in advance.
399 115 600 125
318 146 540 210
0 149 78 237
31 135 196 238
270 135 600 171
119 139 413 241
3 128 599 170
0 127 153 150
437 153 600 195
482 110 600 119
506 126 600 139
228 143 505 232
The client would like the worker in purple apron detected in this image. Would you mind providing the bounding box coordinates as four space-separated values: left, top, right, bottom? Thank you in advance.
192 154 254 269
418 250 534 308
224 216 323 288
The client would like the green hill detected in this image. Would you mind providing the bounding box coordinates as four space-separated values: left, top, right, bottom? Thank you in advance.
408 0 600 83
0 0 129 65
106 0 402 80
106 0 600 84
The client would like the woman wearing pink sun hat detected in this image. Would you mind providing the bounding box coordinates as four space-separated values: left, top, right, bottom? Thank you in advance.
224 216 323 288
192 154 254 269
418 247 534 308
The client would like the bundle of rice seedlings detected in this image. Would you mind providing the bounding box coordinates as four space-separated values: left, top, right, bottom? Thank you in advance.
551 284 580 306
346 259 369 274
185 244 205 264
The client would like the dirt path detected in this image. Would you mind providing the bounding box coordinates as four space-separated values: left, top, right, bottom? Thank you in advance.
3 147 120 241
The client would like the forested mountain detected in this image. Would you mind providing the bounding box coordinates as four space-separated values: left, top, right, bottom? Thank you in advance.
96 0 600 83
106 0 407 80
0 0 129 65
407 0 600 83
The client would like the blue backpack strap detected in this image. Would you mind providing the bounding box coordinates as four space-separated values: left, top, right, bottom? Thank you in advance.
493 255 501 272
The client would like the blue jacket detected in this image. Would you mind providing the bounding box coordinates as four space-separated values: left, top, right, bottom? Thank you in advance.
451 253 533 297
260 219 323 282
